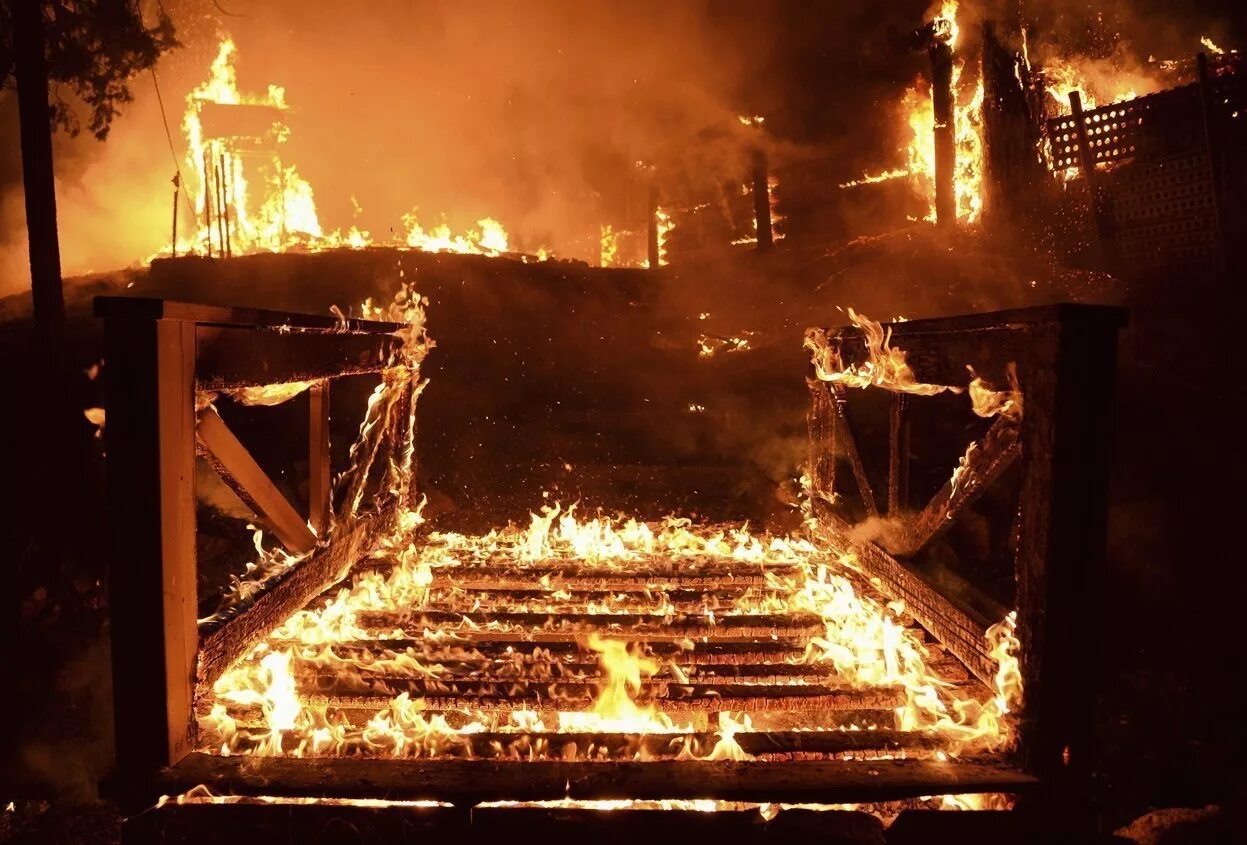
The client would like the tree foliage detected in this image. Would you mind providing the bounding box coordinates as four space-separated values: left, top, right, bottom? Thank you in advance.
1 0 178 140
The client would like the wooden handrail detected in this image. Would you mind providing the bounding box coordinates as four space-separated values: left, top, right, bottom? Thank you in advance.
805 303 1126 815
98 296 416 800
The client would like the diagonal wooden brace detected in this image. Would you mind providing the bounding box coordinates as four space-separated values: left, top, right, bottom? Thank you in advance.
196 406 318 554
893 415 1021 557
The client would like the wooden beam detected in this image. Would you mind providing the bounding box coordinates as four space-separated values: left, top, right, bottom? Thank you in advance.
196 516 380 693
308 381 331 535
831 387 879 519
163 753 1037 804
94 296 405 334
196 406 317 554
104 318 199 788
195 326 405 390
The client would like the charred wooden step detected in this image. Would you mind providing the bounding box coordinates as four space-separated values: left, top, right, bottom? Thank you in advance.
355 609 824 636
207 727 949 761
287 655 973 688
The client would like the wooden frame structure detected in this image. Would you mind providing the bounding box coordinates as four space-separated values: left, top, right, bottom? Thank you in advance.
101 297 1124 841
805 303 1126 827
97 297 416 800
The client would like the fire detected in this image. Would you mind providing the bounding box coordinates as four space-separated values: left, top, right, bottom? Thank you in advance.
900 59 984 223
202 496 1023 760
805 309 957 396
652 207 674 268
176 37 514 260
600 224 619 267
402 214 510 256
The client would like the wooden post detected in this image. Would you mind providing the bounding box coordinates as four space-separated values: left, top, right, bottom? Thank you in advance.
103 315 199 794
203 153 213 258
888 394 910 514
751 148 773 249
929 41 956 227
214 161 227 260
1068 91 1110 243
1013 307 1125 837
308 381 331 535
646 178 660 270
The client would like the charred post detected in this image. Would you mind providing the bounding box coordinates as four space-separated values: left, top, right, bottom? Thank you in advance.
929 41 956 228
751 147 773 249
647 177 660 269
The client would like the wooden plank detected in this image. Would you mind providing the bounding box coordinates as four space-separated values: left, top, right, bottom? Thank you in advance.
94 295 405 334
104 318 199 787
308 380 331 536
888 394 911 513
195 326 406 389
163 753 1037 803
195 516 380 693
893 415 1020 556
196 406 317 554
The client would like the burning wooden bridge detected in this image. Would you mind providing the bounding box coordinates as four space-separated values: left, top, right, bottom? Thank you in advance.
97 296 1124 843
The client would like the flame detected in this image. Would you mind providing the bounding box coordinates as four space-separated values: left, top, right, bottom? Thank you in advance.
805 309 957 396
652 207 674 268
600 224 619 267
402 213 510 256
966 364 1022 420
203 498 1023 760
1201 36 1225 56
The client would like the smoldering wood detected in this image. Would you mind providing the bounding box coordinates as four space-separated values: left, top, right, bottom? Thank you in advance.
807 303 1126 834
95 296 406 334
831 386 880 519
203 153 213 259
980 21 1051 232
811 505 996 685
1010 309 1125 831
196 406 318 554
163 753 1037 804
124 800 888 845
806 381 837 496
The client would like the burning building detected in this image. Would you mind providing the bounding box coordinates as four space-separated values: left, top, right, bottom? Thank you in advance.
1 2 1245 844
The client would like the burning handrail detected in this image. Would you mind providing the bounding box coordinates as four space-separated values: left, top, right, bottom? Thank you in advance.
804 303 1125 799
95 295 421 795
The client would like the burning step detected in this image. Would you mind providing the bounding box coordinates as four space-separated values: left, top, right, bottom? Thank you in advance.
202 508 1015 763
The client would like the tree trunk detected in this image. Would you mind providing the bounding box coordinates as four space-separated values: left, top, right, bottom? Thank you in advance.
11 0 65 361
